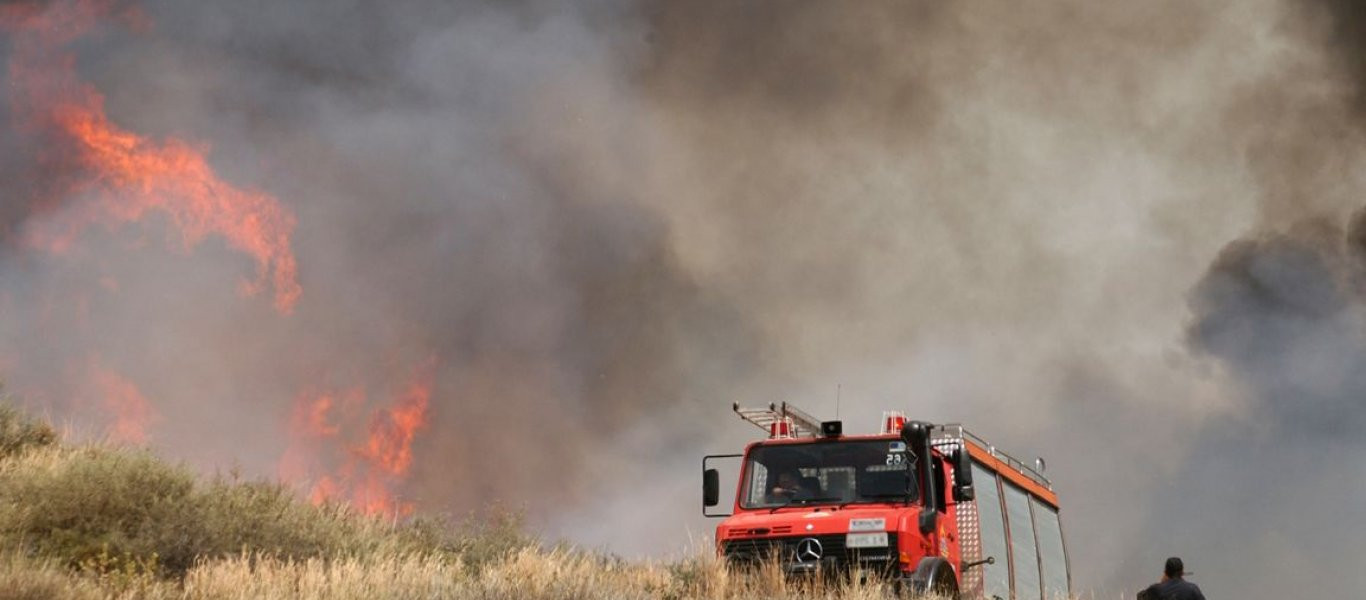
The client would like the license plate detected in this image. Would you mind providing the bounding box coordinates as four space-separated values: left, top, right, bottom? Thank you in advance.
845 532 888 548
848 518 886 532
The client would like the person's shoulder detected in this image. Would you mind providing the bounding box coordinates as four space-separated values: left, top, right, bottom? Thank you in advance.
1177 579 1205 600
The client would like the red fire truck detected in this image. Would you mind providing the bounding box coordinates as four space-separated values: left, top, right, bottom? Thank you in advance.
703 402 1070 600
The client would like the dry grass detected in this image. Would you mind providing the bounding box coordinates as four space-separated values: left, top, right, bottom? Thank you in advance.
0 398 57 460
0 444 451 576
0 547 929 600
0 548 955 600
175 550 911 600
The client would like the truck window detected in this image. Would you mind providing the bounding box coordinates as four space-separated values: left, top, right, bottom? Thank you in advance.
738 440 918 509
972 463 1011 600
744 462 769 507
1004 483 1041 600
1031 498 1068 600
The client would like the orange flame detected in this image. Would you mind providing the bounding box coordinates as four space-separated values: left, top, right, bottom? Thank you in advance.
278 363 434 517
3 0 301 312
277 386 356 488
349 373 431 515
89 362 157 444
293 389 348 438
357 377 430 476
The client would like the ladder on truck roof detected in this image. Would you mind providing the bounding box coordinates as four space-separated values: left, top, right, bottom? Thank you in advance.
731 403 1053 491
732 402 822 438
931 423 1052 490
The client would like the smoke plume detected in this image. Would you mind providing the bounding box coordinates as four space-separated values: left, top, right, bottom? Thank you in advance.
3 0 1366 596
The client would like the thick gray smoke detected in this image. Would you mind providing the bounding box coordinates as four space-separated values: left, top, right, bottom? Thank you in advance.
3 0 1366 596
1173 220 1366 597
1 0 766 528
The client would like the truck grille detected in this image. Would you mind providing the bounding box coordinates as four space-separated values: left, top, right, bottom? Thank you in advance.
721 533 899 573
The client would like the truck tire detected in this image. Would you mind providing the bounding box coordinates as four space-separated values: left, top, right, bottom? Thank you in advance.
900 557 959 599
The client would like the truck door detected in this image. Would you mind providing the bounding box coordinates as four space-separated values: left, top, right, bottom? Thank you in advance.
971 463 1010 600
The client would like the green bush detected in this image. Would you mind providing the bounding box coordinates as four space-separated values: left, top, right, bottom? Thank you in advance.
0 446 197 573
0 444 418 574
448 507 535 573
0 401 541 587
186 478 373 566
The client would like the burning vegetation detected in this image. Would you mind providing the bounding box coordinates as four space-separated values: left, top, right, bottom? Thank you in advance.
4 0 299 313
280 361 434 516
87 360 157 445
1 0 431 518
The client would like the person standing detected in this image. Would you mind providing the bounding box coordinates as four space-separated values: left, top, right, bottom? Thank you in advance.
1138 557 1206 600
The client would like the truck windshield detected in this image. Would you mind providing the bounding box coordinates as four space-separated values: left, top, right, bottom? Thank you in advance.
738 439 918 509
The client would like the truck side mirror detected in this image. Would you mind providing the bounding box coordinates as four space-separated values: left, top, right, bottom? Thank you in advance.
703 468 720 507
952 448 975 502
918 506 938 535
902 421 936 513
900 421 930 450
702 454 741 517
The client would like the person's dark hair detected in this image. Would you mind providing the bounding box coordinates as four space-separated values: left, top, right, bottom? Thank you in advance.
1164 557 1184 578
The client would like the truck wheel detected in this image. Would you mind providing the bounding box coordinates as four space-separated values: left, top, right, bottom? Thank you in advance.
902 558 959 599
930 570 958 599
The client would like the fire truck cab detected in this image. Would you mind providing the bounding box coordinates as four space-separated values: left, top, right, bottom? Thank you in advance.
703 403 1070 600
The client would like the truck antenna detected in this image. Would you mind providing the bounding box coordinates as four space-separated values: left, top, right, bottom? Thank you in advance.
836 383 841 419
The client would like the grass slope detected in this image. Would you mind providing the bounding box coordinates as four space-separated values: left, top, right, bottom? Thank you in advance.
0 399 920 600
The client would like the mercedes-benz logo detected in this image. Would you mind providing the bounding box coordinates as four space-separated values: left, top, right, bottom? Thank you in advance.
794 537 823 563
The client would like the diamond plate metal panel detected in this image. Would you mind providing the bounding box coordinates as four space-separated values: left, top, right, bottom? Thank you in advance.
959 495 984 597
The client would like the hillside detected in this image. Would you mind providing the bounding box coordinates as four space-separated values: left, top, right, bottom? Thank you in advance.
0 399 911 600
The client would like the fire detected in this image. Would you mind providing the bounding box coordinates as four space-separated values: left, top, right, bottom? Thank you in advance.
294 389 351 438
278 386 357 484
350 374 431 515
88 362 157 444
278 362 435 517
357 377 430 476
2 0 301 313
4 1 432 518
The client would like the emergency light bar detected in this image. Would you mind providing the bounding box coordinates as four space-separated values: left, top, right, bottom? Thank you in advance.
881 410 907 434
769 418 796 439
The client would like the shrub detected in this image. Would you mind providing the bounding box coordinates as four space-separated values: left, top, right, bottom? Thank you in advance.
0 396 57 460
0 446 195 573
0 445 388 574
0 437 519 578
184 478 375 567
448 507 534 574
